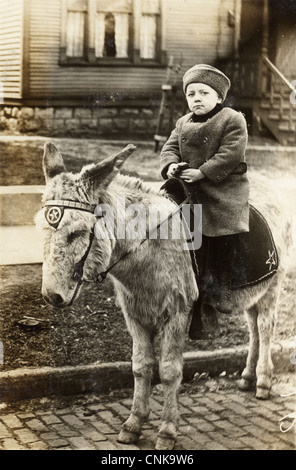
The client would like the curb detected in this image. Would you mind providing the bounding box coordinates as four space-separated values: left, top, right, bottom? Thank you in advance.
0 342 293 403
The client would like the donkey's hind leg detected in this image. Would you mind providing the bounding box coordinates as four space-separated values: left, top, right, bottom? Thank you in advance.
255 270 285 399
239 305 259 392
118 321 155 444
255 291 277 400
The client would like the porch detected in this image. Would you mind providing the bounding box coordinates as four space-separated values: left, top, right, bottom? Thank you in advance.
217 0 296 145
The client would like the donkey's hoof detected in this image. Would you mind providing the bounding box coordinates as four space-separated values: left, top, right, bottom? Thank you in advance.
255 386 270 400
155 436 175 451
117 429 141 444
238 377 253 391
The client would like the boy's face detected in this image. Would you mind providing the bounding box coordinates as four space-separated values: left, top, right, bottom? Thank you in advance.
186 83 222 115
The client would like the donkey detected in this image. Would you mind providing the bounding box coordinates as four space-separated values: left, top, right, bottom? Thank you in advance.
36 142 292 450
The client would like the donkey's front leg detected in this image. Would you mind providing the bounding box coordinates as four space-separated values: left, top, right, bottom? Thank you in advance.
156 316 186 450
118 326 155 444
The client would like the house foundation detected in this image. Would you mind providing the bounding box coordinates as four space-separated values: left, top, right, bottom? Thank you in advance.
0 104 163 138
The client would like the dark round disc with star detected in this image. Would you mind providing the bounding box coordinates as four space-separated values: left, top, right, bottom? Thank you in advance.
45 206 64 228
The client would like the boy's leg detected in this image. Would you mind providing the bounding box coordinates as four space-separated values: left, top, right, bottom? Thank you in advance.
213 235 236 314
188 236 207 340
188 236 219 340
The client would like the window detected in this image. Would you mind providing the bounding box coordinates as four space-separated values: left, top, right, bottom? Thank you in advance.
60 0 166 65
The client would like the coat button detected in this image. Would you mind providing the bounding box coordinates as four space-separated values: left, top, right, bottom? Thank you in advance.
217 176 221 180
203 137 208 143
181 138 186 142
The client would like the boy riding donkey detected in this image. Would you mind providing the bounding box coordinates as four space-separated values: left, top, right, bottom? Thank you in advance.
160 64 250 340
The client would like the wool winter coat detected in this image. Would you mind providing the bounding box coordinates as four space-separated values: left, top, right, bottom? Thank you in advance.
160 107 250 237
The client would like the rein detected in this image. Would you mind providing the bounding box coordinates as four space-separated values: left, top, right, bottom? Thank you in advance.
43 195 191 305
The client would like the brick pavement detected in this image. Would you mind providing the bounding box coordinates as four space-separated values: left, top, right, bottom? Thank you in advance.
0 377 295 451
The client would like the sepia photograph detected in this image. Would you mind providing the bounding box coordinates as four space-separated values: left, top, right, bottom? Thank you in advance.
0 0 295 456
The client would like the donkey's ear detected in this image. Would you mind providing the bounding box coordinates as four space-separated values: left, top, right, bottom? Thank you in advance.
43 142 67 182
79 144 137 188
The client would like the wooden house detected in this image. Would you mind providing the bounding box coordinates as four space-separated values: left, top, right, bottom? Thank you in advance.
0 0 295 144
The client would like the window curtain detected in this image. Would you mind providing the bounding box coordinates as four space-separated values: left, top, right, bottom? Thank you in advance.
66 11 85 57
95 12 105 57
140 14 156 59
95 12 129 58
114 13 129 58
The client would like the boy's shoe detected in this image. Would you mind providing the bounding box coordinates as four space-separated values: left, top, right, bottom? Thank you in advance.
215 272 232 314
188 299 219 340
188 299 204 340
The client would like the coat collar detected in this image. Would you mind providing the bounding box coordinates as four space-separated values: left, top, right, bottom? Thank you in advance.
190 103 223 122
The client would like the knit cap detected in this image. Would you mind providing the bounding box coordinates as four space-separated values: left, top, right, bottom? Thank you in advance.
183 64 231 101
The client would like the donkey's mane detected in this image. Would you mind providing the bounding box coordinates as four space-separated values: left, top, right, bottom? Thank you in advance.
113 172 162 196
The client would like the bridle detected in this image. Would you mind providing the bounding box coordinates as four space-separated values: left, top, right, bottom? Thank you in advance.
44 199 99 305
43 195 193 306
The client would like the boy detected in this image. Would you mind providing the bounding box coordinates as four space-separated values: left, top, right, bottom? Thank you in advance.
160 64 250 339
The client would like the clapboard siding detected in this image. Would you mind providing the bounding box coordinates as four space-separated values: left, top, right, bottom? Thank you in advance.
27 0 236 99
0 0 23 99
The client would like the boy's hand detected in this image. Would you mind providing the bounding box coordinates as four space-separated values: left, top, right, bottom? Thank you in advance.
167 162 189 178
179 168 205 183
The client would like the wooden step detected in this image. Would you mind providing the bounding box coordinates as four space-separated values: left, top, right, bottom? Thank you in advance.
254 102 296 145
278 122 296 132
268 113 294 121
260 102 293 111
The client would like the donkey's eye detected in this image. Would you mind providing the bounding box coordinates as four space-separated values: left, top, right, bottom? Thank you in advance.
67 230 87 244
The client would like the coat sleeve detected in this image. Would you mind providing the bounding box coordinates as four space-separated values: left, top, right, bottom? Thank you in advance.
160 120 182 179
198 112 248 184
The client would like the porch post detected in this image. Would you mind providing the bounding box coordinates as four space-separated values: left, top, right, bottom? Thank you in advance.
234 0 242 60
257 0 269 95
262 0 269 56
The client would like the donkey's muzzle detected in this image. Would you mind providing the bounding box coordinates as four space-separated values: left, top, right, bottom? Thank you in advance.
43 290 66 308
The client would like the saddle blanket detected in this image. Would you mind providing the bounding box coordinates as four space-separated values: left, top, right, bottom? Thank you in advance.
229 204 278 289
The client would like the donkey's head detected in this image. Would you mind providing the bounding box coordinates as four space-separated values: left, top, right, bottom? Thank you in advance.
35 142 136 308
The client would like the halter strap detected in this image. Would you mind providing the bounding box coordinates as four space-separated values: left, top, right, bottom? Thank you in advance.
44 200 96 213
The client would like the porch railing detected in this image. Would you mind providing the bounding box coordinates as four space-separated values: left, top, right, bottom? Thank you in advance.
260 55 296 132
216 57 260 100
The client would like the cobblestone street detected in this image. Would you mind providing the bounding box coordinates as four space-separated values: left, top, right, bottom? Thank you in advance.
0 377 295 451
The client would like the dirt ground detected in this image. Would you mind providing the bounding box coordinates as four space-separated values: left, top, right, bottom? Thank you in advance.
0 138 161 185
0 262 295 371
2 134 296 187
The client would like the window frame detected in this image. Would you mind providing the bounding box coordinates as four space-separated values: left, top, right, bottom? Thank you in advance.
59 0 167 67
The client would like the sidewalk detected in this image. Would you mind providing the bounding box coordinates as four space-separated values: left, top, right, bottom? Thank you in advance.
0 182 163 266
0 377 295 451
